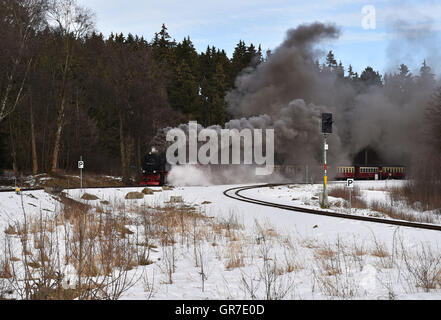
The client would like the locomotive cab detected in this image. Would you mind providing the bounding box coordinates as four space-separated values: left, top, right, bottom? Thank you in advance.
140 148 170 186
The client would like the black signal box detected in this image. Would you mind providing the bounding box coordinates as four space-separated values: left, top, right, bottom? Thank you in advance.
322 113 333 134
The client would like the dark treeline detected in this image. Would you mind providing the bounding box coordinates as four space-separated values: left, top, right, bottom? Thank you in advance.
0 1 440 185
0 0 264 182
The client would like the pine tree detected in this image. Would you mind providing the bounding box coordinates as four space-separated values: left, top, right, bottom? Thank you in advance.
151 24 176 64
336 61 345 78
168 60 199 115
325 51 337 71
419 60 435 88
360 66 383 87
347 65 355 79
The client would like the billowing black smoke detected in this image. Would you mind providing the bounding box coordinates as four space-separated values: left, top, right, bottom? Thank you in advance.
152 21 438 185
225 21 437 168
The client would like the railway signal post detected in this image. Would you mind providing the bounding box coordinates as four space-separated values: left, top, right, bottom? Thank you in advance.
347 178 354 214
320 113 333 208
78 156 84 192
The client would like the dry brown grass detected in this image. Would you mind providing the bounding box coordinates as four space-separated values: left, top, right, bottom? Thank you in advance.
255 221 279 240
370 200 435 224
391 179 441 212
4 225 16 235
0 263 12 279
315 248 336 259
328 186 368 210
40 174 127 189
279 260 303 275
371 246 389 258
299 238 320 249
225 241 245 270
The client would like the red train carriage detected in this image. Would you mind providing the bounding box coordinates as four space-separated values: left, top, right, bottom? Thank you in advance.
380 166 406 180
336 166 355 180
335 165 406 180
356 166 379 180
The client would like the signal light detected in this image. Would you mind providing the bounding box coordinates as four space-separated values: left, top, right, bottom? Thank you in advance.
322 113 333 134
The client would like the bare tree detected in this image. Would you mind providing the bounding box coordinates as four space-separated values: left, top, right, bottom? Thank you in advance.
0 0 48 123
46 0 95 174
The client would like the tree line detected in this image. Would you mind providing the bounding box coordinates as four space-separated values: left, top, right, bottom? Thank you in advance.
0 0 264 182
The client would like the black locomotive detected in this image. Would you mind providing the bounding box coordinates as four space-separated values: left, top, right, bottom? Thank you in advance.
140 148 170 186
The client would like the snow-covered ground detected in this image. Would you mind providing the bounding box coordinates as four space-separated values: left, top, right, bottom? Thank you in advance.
1 181 440 300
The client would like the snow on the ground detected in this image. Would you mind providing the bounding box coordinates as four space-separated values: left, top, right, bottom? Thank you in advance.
1 181 441 300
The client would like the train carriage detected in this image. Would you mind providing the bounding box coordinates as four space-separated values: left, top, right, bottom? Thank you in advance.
356 166 379 180
380 166 406 180
336 166 355 180
334 165 406 180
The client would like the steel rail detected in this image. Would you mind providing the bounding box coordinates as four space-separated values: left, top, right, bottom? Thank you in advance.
224 184 441 232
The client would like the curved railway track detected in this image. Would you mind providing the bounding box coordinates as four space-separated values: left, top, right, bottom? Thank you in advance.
224 184 441 232
2 183 441 232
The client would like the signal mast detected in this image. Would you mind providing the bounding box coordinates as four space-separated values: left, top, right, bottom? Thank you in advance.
320 113 333 208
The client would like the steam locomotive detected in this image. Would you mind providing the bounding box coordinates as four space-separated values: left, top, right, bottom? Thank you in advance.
140 148 170 186
336 165 406 180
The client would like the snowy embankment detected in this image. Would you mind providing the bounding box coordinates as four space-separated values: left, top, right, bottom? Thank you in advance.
0 181 440 300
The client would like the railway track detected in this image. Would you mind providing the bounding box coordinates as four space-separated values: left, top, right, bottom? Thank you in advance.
2 183 441 232
224 184 441 232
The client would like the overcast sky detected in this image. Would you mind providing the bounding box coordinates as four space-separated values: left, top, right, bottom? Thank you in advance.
77 0 441 76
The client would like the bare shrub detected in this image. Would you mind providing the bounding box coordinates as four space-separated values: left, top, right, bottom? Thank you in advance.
143 270 156 300
370 200 435 224
401 243 441 292
260 239 295 300
369 235 393 270
329 186 367 210
159 245 175 284
312 239 362 299
240 270 260 300
197 245 209 292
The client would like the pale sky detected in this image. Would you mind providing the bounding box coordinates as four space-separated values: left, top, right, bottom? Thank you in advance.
78 0 441 76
